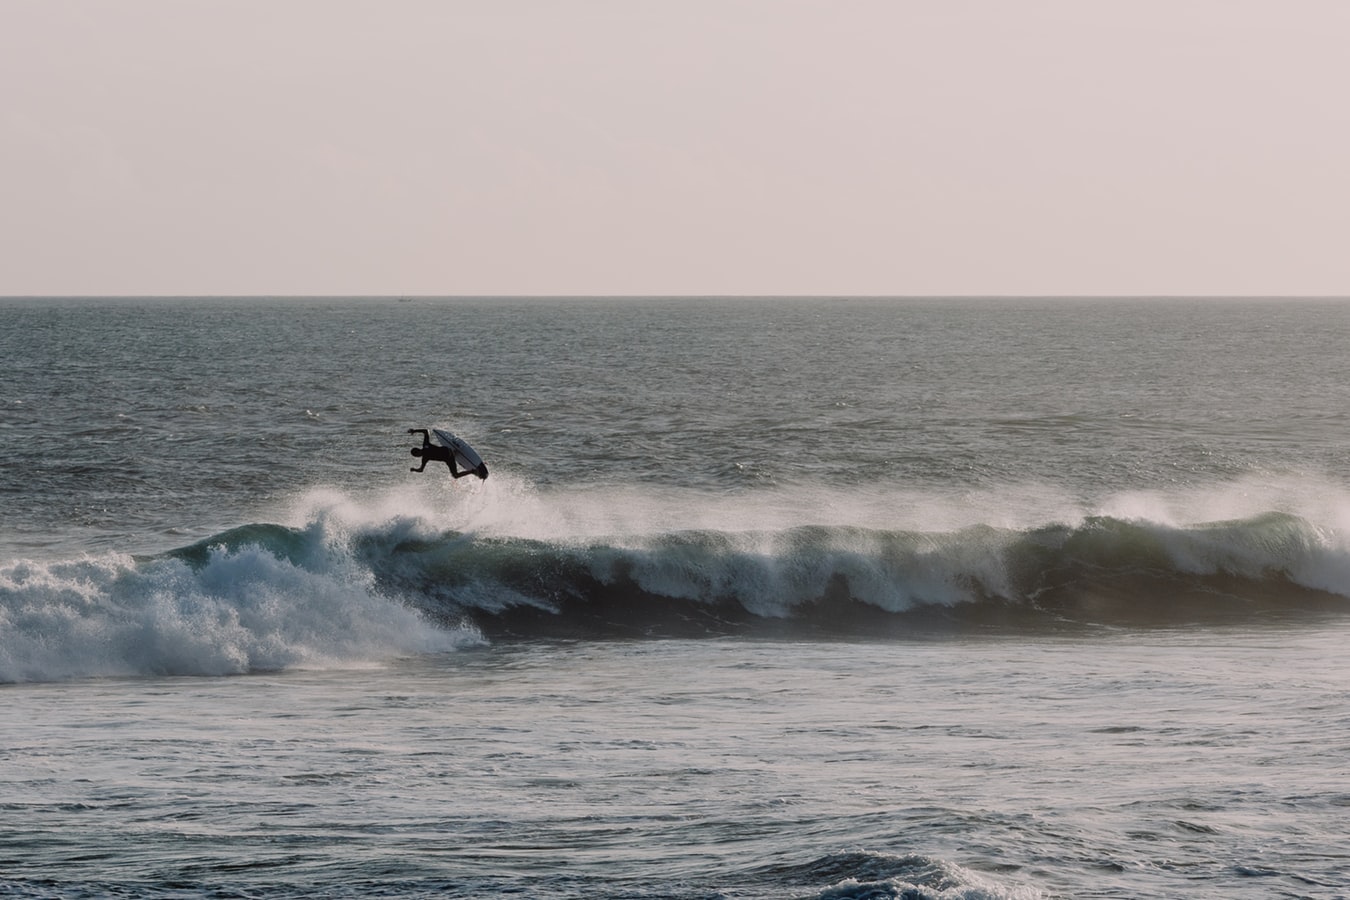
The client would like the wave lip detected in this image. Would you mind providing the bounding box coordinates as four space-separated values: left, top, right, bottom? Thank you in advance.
355 510 1350 639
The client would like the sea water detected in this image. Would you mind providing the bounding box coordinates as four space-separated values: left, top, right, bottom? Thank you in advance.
2 296 1349 898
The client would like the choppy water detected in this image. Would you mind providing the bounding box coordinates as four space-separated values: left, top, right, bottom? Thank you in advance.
3 296 1350 898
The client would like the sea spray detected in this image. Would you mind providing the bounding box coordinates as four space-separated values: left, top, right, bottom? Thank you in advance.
278 482 1350 637
0 538 476 684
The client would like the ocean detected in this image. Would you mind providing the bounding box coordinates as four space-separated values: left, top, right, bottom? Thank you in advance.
2 295 1349 898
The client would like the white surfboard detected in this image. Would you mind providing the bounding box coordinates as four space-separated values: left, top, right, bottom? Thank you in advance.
432 428 488 479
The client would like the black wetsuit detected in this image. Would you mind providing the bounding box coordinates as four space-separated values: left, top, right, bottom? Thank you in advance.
409 429 479 478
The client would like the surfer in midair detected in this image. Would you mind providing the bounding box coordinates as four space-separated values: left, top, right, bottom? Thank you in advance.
408 429 484 478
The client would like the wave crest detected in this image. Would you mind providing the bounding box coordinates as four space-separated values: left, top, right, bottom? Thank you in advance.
6 488 1349 682
342 506 1350 637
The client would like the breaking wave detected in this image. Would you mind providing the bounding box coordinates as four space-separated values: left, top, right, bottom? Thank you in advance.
5 479 1350 682
330 502 1350 637
785 851 1044 900
0 519 477 684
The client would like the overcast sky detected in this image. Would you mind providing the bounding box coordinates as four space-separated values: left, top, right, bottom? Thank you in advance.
3 1 1348 296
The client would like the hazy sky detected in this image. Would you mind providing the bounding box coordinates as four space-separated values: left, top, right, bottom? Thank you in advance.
3 1 1348 296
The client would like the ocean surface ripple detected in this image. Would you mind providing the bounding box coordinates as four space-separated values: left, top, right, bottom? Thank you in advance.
4 297 1350 898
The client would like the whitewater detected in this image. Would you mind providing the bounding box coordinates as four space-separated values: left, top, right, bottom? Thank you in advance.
3 296 1350 898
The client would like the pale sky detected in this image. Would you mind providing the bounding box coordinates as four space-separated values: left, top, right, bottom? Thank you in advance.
3 1 1348 296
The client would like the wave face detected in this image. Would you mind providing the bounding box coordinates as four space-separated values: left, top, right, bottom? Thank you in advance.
348 506 1350 638
6 480 1350 682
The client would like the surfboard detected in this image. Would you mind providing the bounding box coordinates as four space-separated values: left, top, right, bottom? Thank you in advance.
432 428 488 479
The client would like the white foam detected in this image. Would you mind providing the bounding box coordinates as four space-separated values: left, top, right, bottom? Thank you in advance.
0 546 477 684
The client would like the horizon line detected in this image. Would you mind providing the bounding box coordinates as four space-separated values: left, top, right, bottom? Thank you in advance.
5 293 1350 301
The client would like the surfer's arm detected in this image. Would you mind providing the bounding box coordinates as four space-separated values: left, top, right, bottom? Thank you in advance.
407 428 431 446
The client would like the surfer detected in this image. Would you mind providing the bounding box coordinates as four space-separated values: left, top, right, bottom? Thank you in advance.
408 429 488 479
